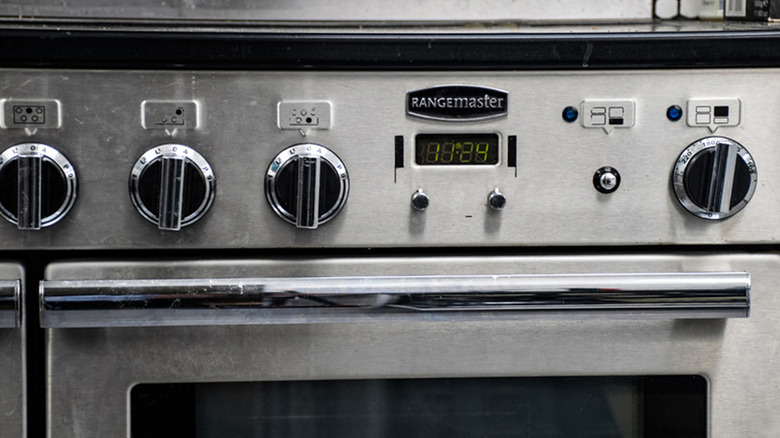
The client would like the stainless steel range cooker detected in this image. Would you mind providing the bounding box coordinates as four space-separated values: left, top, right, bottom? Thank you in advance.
1 6 780 437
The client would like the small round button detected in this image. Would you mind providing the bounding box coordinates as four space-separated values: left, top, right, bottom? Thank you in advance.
593 167 621 194
411 189 429 211
487 188 506 210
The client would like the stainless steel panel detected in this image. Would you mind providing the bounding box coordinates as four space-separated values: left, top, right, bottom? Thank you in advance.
0 0 653 22
1 69 780 248
39 272 751 328
44 253 780 437
0 264 25 438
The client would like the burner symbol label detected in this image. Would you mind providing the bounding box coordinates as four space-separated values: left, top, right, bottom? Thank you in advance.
158 107 186 126
13 105 45 124
278 101 332 130
141 101 199 130
1 99 61 130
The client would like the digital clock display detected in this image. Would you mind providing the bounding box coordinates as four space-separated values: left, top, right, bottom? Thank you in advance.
415 133 499 165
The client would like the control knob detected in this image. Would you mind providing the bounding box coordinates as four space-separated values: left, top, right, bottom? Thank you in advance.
673 136 757 220
593 167 621 194
0 143 77 230
129 144 216 230
265 143 349 229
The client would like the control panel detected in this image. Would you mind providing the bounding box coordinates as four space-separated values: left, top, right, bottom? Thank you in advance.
0 69 778 249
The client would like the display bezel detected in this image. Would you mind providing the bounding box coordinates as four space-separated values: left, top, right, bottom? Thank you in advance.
414 133 500 166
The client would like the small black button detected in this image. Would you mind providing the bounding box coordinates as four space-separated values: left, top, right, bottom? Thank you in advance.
488 191 506 210
411 189 429 211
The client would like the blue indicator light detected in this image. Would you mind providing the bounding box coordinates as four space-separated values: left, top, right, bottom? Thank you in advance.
667 105 683 122
562 106 579 123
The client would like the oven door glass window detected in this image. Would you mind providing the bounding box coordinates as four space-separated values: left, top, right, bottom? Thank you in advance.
131 376 706 438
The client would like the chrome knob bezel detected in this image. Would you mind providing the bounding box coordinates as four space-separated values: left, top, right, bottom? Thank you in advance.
0 143 77 228
129 144 216 229
265 143 349 228
672 136 757 220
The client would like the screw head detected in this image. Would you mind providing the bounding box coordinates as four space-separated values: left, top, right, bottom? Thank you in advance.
599 173 617 190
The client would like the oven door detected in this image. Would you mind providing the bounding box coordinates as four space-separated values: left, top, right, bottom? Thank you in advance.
0 263 24 438
41 252 776 437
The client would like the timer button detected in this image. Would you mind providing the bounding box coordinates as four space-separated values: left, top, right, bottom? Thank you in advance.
487 188 506 210
411 189 429 211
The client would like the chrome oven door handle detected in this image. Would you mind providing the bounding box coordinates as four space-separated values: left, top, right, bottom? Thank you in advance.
39 272 750 328
0 280 21 328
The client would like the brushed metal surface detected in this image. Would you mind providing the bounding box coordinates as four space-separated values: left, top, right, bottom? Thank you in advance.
0 21 771 34
44 253 780 437
0 0 652 22
1 69 780 248
0 263 25 438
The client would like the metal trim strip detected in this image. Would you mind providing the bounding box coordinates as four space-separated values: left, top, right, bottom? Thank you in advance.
40 272 750 328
